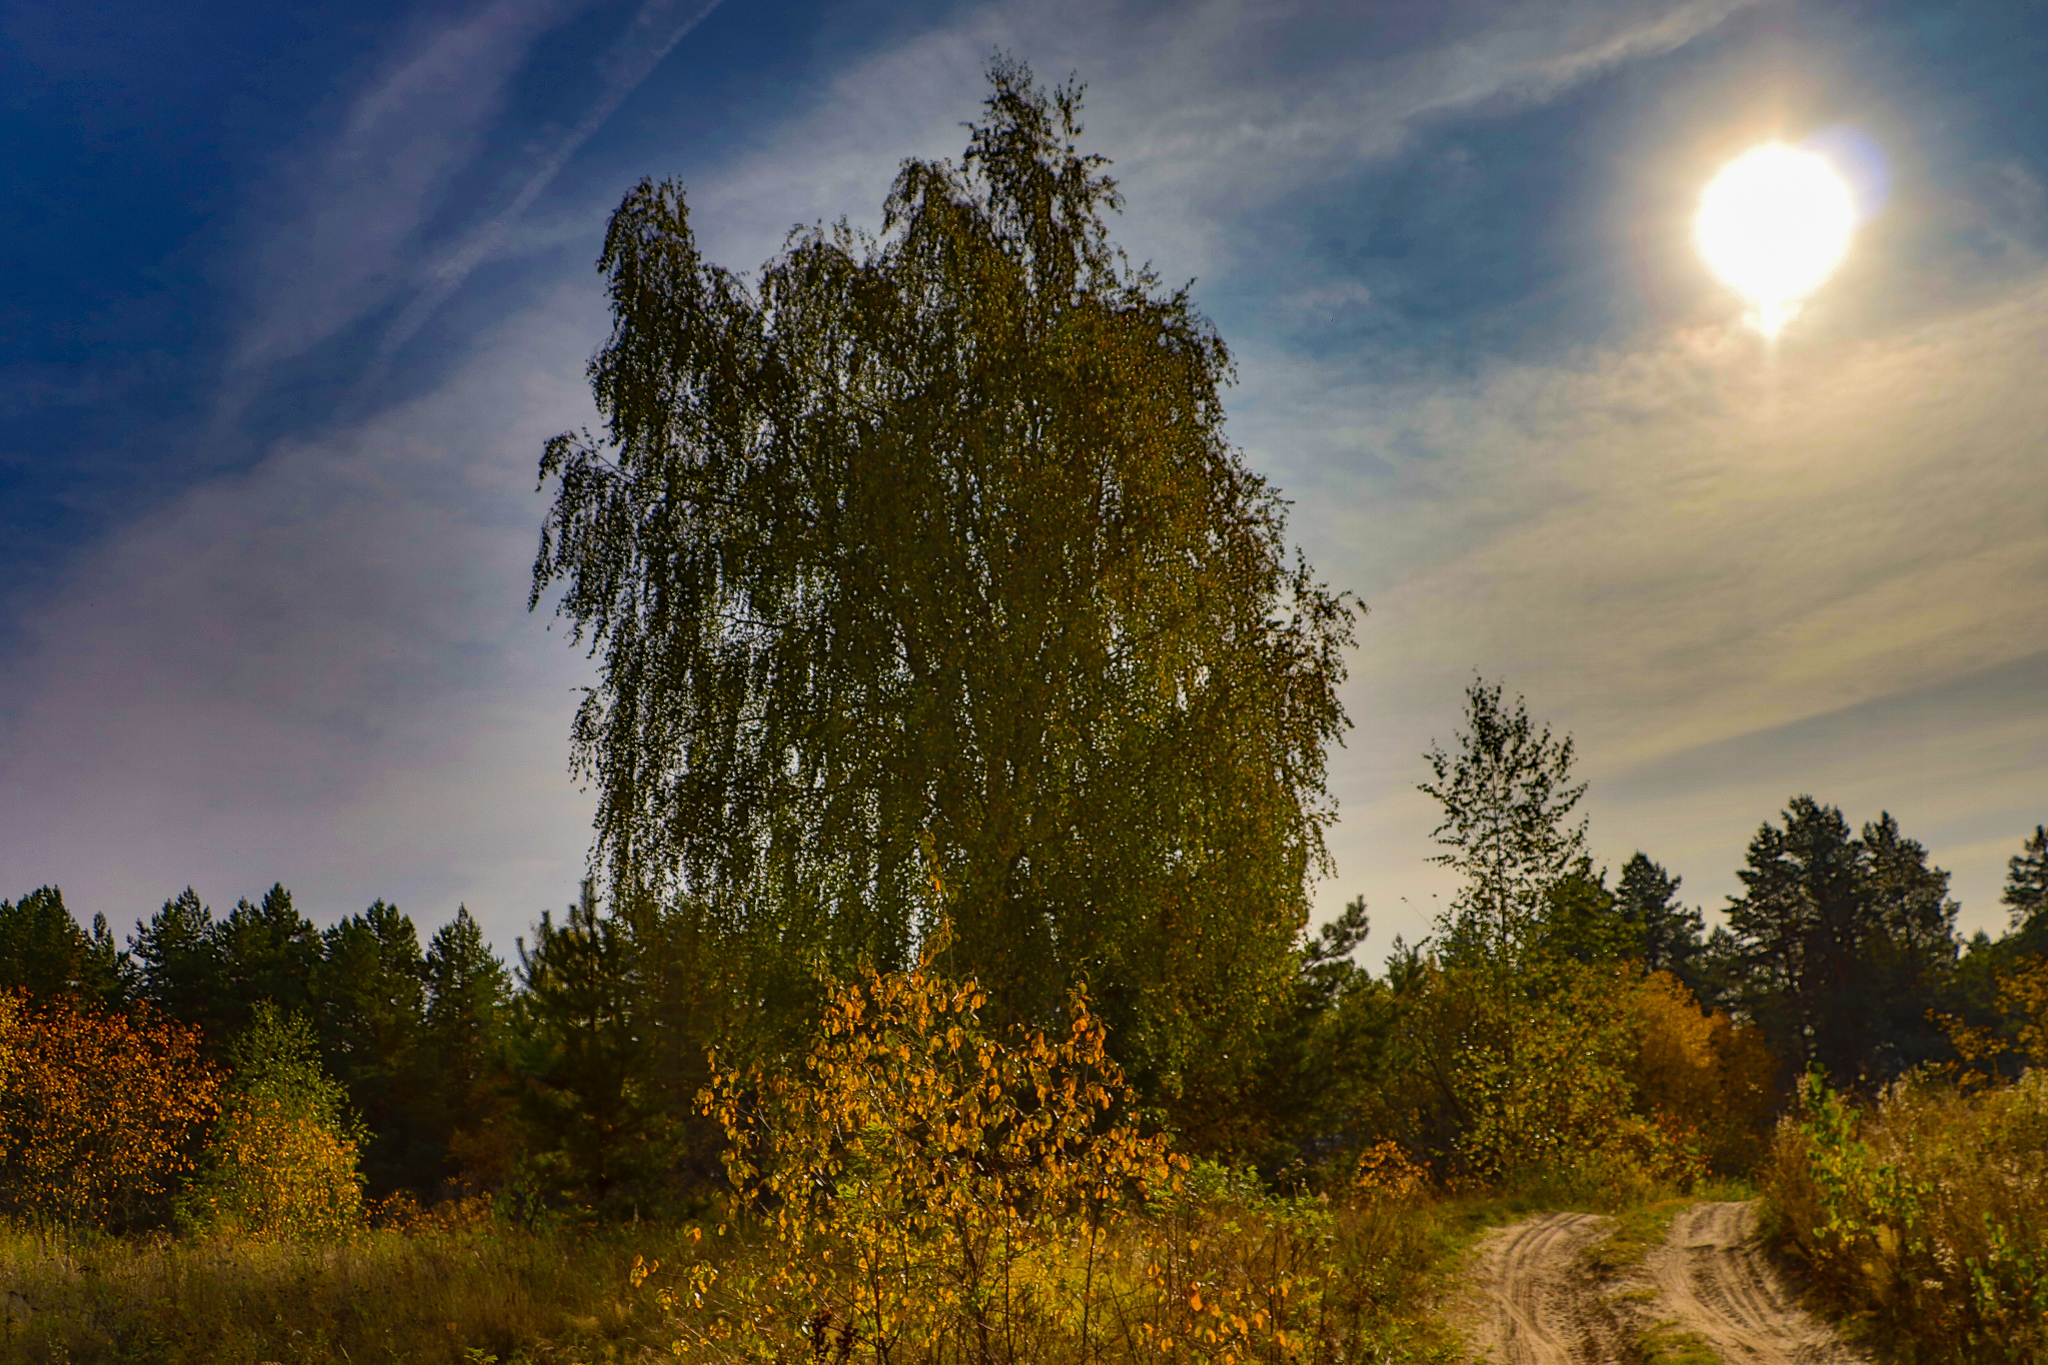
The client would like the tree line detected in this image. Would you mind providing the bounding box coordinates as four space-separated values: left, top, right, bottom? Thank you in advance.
4 721 2041 1212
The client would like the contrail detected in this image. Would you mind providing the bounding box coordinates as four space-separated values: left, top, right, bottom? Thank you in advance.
357 0 724 400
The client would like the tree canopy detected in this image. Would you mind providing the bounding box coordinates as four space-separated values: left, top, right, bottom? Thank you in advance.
1419 678 1588 970
530 60 1355 1094
1722 797 1959 1087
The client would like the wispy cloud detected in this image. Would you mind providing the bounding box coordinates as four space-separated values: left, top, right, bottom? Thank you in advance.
227 0 584 390
222 0 723 432
362 0 727 386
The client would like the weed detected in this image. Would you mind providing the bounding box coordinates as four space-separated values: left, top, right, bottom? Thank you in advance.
1637 1319 1721 1365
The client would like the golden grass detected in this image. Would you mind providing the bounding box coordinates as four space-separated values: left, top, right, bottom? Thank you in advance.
0 1186 1472 1365
0 1220 693 1364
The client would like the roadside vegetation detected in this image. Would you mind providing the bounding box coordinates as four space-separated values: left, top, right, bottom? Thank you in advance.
2 60 2045 1365
1762 960 2048 1363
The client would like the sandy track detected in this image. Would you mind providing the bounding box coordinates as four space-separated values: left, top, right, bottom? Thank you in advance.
1640 1201 1866 1365
1459 1200 1866 1364
1461 1211 1629 1365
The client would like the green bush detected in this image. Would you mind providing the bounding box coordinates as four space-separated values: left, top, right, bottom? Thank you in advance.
1763 1069 2048 1362
181 1004 368 1239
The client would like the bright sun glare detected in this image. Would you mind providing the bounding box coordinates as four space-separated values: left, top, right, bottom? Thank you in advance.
1695 142 1856 338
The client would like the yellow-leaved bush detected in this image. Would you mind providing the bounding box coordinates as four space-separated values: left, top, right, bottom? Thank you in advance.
684 961 1185 1365
1624 970 1775 1174
182 1003 367 1240
663 958 1457 1365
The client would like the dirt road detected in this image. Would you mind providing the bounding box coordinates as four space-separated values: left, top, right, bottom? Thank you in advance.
1459 1200 1867 1365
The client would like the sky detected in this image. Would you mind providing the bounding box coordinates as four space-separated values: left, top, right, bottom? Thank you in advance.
2 0 2043 968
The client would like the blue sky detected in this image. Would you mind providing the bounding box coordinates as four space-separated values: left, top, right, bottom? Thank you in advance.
3 0 2044 963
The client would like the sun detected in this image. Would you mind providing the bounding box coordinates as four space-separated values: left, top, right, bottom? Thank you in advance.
1695 142 1856 338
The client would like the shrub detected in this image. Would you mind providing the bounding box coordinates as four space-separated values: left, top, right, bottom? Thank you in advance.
0 990 220 1230
688 960 1183 1364
1763 1069 2048 1362
1625 970 1775 1174
670 960 1461 1365
183 1003 368 1239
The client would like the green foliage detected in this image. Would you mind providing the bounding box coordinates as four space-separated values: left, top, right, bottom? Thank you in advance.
1419 678 1588 972
1764 1070 2048 1362
1721 799 1960 1091
0 887 130 1007
183 1002 368 1240
529 58 1354 1105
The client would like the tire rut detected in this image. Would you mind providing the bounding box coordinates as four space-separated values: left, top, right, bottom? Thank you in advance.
1458 1200 1867 1364
1463 1211 1629 1365
1639 1201 1867 1365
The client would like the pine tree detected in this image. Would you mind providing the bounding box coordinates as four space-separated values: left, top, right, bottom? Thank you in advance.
512 883 668 1209
314 900 429 1195
2004 825 2048 929
132 888 228 1043
1722 799 1960 1089
0 886 130 1006
1613 853 1708 994
422 905 516 1190
1857 813 1960 1074
214 884 322 1027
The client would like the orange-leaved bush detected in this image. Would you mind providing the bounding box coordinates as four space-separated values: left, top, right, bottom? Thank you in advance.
1625 970 1775 1174
684 958 1186 1365
0 989 221 1230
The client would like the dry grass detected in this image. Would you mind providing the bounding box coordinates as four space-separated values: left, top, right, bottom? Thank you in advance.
0 1220 695 1364
1762 1069 2048 1363
0 1183 1466 1365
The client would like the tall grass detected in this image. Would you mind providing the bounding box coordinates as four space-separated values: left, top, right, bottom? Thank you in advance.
0 1187 1464 1365
0 1219 692 1364
1762 1070 2048 1363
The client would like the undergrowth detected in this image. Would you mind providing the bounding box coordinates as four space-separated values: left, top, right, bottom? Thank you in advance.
0 1190 1467 1365
1762 1069 2048 1363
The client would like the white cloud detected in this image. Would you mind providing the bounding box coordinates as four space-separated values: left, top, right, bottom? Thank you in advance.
1245 273 2048 951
